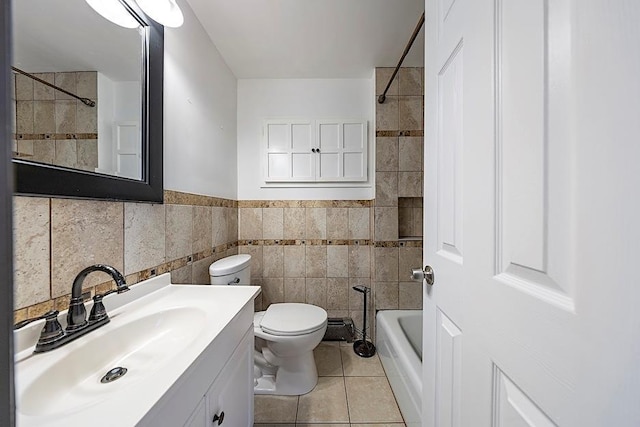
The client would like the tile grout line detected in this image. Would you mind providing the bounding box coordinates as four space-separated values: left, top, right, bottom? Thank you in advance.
341 343 351 425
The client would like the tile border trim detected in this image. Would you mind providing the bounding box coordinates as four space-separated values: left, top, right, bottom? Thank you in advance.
14 241 239 323
238 239 373 246
164 190 237 208
376 130 424 137
15 133 98 140
238 200 373 208
374 240 423 248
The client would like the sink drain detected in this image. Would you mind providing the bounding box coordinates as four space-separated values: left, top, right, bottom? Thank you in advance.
101 367 128 384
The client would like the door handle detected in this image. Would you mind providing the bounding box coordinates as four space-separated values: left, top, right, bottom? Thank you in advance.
411 265 435 285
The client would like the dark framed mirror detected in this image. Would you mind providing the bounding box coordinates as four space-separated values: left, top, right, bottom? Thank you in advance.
12 0 163 203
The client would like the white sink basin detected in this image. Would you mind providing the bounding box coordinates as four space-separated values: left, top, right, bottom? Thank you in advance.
21 307 206 417
15 274 260 427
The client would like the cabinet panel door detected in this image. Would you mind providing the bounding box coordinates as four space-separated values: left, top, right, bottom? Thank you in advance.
264 120 314 182
290 123 314 180
291 152 314 180
316 120 367 182
207 330 253 427
184 398 207 427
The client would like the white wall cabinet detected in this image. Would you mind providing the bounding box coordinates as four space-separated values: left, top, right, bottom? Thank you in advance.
264 119 367 183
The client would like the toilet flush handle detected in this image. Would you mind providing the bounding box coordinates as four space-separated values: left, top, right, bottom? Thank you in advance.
227 277 240 285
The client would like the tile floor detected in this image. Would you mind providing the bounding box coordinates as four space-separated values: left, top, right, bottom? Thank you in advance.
254 341 406 426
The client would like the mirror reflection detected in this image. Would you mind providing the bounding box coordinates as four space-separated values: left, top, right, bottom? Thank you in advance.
12 0 144 180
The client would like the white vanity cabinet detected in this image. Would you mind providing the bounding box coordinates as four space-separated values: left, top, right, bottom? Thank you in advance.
140 298 256 427
186 329 253 427
15 277 260 427
185 400 207 427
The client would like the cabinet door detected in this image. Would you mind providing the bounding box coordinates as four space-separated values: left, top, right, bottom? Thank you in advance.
316 120 367 182
290 123 315 180
184 398 207 427
207 330 253 427
264 120 314 182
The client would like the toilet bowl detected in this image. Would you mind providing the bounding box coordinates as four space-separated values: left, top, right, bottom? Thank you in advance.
209 255 328 395
253 303 328 395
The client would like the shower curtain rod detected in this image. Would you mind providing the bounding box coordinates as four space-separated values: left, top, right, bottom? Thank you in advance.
11 66 96 107
378 11 425 104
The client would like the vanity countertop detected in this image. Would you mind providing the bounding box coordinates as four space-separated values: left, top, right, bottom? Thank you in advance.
14 274 260 427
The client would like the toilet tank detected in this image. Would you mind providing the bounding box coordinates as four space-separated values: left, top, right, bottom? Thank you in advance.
209 254 251 285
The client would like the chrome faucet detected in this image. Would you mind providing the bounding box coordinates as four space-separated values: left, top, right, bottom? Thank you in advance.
14 264 129 353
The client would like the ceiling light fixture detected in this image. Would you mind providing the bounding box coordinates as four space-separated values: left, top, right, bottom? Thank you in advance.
135 0 184 28
85 0 140 29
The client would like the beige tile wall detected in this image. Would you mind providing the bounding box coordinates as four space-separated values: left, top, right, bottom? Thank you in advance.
13 67 424 342
13 71 98 172
13 190 238 323
372 67 425 318
238 201 374 331
398 197 423 238
228 67 425 339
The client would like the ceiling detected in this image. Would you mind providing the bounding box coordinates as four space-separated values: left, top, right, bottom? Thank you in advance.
13 0 143 82
184 0 425 79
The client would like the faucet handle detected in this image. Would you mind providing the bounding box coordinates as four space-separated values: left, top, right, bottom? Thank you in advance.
88 285 129 322
14 310 60 330
38 311 64 343
15 311 64 351
89 292 110 322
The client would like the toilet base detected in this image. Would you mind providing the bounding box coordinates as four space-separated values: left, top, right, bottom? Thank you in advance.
253 351 318 395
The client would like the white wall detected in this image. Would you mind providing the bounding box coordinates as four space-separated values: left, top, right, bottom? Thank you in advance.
164 1 238 199
237 78 375 200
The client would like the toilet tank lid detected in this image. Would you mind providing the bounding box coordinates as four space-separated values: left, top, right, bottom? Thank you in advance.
209 254 251 276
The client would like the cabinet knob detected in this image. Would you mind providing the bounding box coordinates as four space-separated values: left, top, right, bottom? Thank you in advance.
312 148 317 153
212 411 224 425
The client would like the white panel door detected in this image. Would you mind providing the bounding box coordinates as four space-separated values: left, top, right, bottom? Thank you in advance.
423 0 640 426
423 0 468 425
114 121 141 180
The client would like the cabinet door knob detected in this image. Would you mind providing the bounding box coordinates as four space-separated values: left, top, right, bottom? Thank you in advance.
212 411 225 425
311 148 317 153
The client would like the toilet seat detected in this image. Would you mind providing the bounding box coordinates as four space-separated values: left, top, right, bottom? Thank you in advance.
257 303 327 336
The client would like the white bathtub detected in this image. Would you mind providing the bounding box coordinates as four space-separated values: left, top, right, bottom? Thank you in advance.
376 310 422 427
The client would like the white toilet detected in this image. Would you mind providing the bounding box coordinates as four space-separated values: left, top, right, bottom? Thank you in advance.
209 254 328 396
